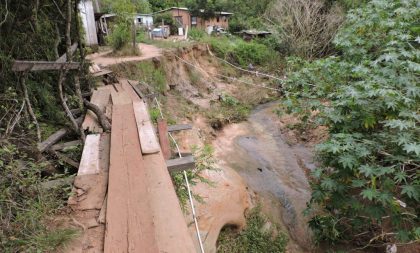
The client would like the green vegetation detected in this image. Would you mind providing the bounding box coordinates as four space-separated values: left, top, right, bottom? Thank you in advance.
136 62 167 92
108 23 131 51
171 145 216 210
283 0 420 248
0 143 76 252
207 94 250 129
202 36 280 69
217 207 288 253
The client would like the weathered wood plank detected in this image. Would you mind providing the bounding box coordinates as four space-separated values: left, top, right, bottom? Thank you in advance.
127 80 145 99
104 104 129 252
133 101 160 154
166 156 195 173
120 79 141 103
37 128 68 152
105 104 159 253
56 43 78 63
157 119 171 160
123 104 159 252
55 152 79 168
143 152 196 253
168 124 193 132
78 134 100 176
51 140 82 151
12 61 80 72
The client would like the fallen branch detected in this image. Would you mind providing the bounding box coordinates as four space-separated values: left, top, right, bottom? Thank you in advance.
21 75 41 141
83 99 112 132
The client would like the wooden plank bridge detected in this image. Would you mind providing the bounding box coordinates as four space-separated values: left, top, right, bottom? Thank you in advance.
67 78 197 252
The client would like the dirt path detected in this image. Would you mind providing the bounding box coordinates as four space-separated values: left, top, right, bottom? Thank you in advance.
86 43 161 67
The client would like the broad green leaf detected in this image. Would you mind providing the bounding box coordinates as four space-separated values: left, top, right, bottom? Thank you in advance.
361 188 379 201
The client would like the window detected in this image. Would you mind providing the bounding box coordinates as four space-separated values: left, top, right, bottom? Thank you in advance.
191 16 197 26
137 17 143 24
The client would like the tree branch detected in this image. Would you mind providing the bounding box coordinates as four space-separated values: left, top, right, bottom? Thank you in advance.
83 99 112 132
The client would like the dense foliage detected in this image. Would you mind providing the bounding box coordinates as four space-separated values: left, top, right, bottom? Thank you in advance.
283 0 419 248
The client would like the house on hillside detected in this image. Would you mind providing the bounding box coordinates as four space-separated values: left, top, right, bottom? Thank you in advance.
153 7 233 35
135 14 154 28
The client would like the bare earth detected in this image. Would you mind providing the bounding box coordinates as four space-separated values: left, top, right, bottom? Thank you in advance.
86 43 161 67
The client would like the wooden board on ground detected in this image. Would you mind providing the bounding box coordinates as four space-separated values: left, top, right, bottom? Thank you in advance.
133 101 160 154
38 128 68 152
82 88 111 133
120 79 141 103
78 134 100 176
168 124 193 132
143 152 196 253
104 103 159 253
157 119 171 160
51 140 82 151
166 156 195 173
110 89 131 105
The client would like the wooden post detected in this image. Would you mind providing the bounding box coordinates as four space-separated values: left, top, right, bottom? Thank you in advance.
157 119 171 160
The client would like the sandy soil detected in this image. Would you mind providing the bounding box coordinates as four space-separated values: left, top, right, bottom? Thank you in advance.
86 43 161 67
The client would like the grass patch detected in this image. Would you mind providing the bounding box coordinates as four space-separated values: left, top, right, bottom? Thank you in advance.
207 94 251 129
217 207 288 253
0 143 76 252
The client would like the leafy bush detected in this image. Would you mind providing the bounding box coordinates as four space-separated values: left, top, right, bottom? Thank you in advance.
283 0 420 248
204 36 278 68
207 94 251 129
217 207 288 253
233 41 271 66
188 28 206 41
108 23 130 51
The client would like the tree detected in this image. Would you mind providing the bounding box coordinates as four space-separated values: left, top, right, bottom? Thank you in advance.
283 0 420 249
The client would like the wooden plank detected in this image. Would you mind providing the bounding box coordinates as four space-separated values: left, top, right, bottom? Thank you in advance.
110 89 131 105
99 133 110 172
56 43 78 63
51 140 82 151
120 79 141 103
168 124 193 132
166 156 195 173
37 128 68 152
54 152 79 168
127 80 145 99
104 104 129 252
105 104 159 253
157 119 171 160
143 152 196 253
78 134 101 176
122 104 158 252
12 61 80 72
133 101 160 154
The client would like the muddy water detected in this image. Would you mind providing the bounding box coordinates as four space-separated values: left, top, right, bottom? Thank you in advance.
213 102 315 252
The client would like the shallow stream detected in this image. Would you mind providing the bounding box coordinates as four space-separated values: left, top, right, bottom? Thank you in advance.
213 101 316 252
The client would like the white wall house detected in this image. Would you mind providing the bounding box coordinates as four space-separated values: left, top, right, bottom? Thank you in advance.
135 14 154 28
79 0 98 46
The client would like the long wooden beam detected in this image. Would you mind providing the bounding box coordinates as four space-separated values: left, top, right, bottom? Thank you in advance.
166 156 195 173
12 61 80 72
168 124 192 132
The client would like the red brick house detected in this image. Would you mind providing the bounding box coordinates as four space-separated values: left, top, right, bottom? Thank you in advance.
153 7 233 33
